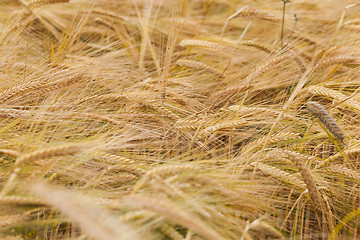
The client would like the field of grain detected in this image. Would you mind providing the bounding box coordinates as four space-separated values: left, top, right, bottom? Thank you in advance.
0 0 360 239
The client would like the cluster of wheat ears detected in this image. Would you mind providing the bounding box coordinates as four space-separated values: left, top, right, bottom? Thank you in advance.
0 0 360 239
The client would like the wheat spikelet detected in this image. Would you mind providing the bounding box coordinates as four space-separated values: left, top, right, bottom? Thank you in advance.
0 196 46 206
178 39 226 52
106 165 145 177
250 219 285 239
320 164 360 183
315 56 358 71
285 150 332 220
95 153 137 165
176 59 223 77
0 73 83 104
133 164 199 192
252 162 306 189
0 213 30 228
241 132 300 154
174 118 213 130
201 119 248 135
209 85 251 103
15 144 84 167
306 86 360 111
111 195 226 240
27 0 69 8
140 101 180 121
239 40 273 53
94 18 114 29
144 164 199 178
101 174 137 186
306 101 345 142
240 6 280 22
0 149 19 157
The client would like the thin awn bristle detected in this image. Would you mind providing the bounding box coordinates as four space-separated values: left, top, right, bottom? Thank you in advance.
306 101 345 142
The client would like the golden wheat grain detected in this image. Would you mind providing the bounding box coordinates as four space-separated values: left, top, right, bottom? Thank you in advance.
140 101 180 121
285 150 332 218
306 86 360 111
201 119 248 135
0 73 83 104
315 56 358 71
238 40 273 53
106 165 145 177
306 101 345 142
174 118 213 131
15 144 83 167
176 59 223 77
178 39 226 52
250 219 285 240
133 164 199 192
95 153 137 165
208 85 251 103
0 196 46 206
100 174 137 186
27 0 69 8
0 149 19 157
237 6 280 22
252 162 306 189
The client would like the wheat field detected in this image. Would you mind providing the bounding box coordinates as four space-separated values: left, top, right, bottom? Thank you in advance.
0 0 359 239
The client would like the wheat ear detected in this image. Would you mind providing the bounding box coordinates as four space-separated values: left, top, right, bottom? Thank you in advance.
176 59 224 77
1 144 84 196
27 0 69 8
252 162 306 190
306 86 360 111
133 164 199 193
306 101 345 142
315 56 358 71
178 39 226 52
15 144 83 167
285 150 333 225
